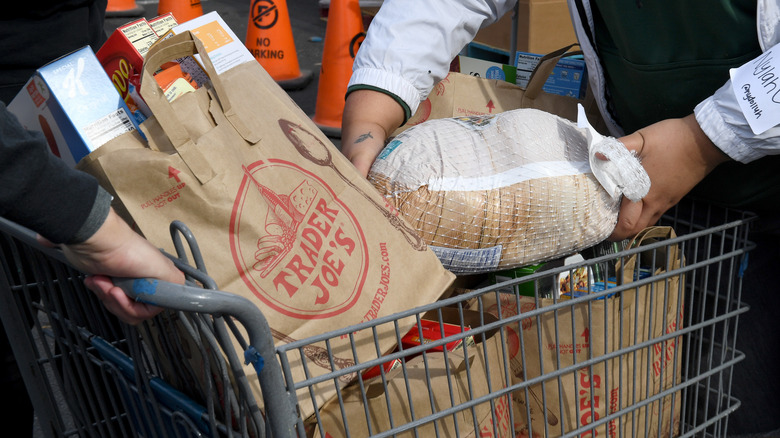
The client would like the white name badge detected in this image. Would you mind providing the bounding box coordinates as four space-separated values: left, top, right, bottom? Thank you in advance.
729 43 780 135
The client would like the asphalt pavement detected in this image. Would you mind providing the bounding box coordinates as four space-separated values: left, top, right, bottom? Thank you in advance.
104 0 340 148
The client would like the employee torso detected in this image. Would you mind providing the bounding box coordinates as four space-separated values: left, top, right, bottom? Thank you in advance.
592 0 761 133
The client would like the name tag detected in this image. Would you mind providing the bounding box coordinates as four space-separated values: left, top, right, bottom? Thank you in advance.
730 43 780 135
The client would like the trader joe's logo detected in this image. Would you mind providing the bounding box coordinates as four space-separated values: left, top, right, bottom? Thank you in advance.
230 160 368 319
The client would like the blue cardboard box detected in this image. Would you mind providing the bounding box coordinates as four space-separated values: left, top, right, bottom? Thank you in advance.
9 46 141 166
514 51 587 99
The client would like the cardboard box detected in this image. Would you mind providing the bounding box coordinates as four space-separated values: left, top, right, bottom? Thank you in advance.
145 11 258 95
451 55 517 84
99 18 158 63
96 18 163 123
472 0 576 56
318 0 382 29
8 83 75 166
169 11 256 76
515 50 587 98
362 315 473 381
148 12 178 35
8 46 141 167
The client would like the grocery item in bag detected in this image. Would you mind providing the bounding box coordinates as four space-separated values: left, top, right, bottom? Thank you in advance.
314 309 514 438
471 226 684 437
369 107 648 274
78 28 455 420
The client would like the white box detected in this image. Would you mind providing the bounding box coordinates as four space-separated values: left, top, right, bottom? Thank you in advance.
169 11 256 75
454 55 518 84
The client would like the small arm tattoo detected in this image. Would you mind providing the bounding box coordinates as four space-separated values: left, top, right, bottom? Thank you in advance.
354 132 374 144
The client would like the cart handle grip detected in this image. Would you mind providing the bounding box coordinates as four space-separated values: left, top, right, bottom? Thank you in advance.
113 277 299 436
0 216 299 437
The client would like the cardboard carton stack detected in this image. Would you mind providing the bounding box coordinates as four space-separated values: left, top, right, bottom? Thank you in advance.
472 0 577 56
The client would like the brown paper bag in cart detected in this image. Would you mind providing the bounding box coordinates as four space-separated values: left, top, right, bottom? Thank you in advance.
393 44 608 136
314 309 516 437
610 227 685 437
472 226 684 437
77 31 455 418
473 287 615 437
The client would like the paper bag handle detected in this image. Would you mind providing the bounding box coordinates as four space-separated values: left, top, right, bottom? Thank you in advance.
523 43 582 101
140 31 259 152
618 226 679 284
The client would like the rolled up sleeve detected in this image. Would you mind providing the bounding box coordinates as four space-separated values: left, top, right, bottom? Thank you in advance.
348 0 517 116
695 80 780 163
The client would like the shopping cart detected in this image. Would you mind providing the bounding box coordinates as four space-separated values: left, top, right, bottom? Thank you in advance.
0 198 754 438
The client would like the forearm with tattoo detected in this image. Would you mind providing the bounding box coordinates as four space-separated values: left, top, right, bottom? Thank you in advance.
354 132 374 144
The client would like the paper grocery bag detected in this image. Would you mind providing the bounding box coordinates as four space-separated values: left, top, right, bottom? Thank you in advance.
314 309 514 437
475 288 615 437
395 44 607 136
78 31 455 418
610 227 684 438
474 226 683 437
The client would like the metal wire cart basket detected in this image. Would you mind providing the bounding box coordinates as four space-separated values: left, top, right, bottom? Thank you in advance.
0 198 755 438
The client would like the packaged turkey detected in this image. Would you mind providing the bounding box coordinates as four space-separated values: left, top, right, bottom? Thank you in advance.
368 106 649 274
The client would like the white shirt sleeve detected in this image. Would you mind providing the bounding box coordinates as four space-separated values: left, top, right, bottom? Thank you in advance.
695 80 780 163
349 0 518 116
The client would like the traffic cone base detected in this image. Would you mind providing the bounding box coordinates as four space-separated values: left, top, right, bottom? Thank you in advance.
310 110 345 137
277 68 314 91
313 120 344 138
106 0 145 17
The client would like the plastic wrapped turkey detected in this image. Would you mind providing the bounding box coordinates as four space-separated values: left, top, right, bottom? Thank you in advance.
368 107 650 274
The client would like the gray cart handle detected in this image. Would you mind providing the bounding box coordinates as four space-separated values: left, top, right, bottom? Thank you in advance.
0 215 300 438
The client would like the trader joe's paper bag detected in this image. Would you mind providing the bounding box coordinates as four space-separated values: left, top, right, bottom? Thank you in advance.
78 30 454 418
314 309 514 437
473 227 683 437
396 45 607 136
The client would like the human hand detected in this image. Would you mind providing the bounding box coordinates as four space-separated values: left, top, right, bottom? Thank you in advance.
341 89 406 177
83 276 164 325
59 209 184 324
609 114 730 240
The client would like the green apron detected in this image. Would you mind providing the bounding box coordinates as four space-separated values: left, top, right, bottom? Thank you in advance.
591 0 780 212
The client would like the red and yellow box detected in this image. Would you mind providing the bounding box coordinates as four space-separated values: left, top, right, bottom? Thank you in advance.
96 14 178 123
361 319 472 381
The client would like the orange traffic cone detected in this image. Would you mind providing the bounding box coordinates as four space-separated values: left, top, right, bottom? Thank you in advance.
245 0 313 90
311 0 365 138
105 0 144 17
158 0 203 24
